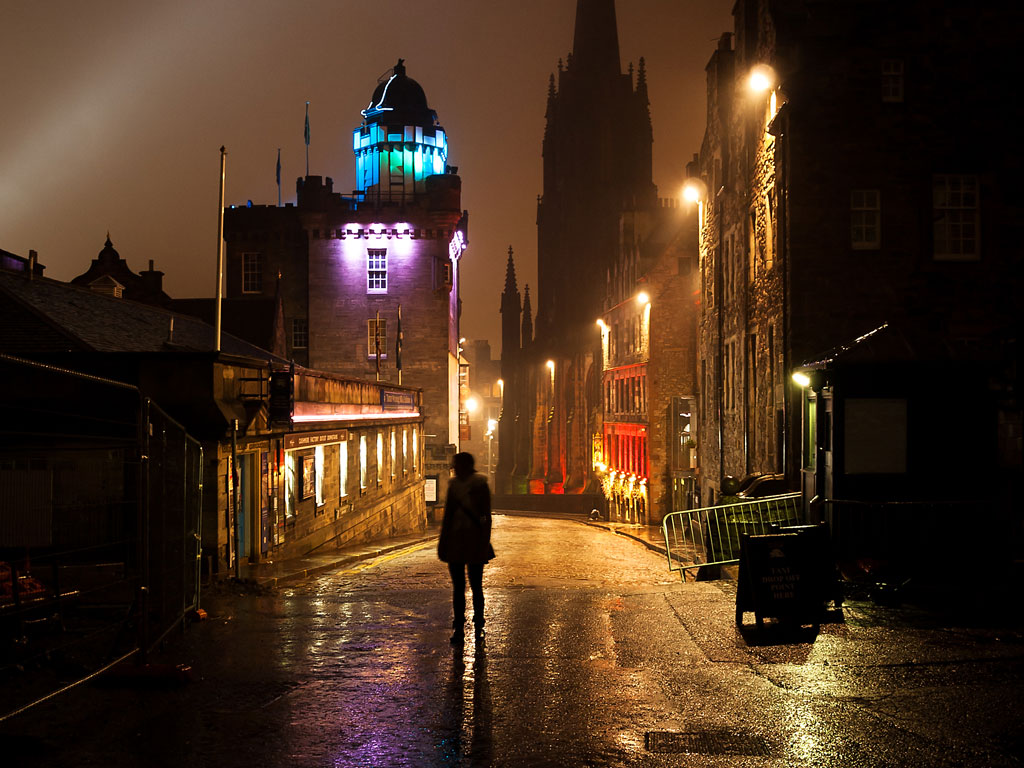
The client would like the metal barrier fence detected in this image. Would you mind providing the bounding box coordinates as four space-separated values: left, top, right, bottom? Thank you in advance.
0 355 202 720
661 493 802 581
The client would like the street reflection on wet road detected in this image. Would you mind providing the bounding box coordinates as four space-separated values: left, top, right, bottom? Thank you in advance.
4 514 1023 767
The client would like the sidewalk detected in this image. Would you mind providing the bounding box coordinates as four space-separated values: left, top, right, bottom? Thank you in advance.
231 515 680 590
235 525 441 588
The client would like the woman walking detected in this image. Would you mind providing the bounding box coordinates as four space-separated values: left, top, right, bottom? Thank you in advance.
437 452 495 645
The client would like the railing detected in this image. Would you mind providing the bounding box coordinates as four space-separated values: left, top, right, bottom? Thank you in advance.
0 354 203 721
662 493 802 581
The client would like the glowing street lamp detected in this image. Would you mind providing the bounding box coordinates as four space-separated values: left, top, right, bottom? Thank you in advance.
682 178 706 203
465 396 479 413
792 372 811 388
749 64 775 93
637 291 650 306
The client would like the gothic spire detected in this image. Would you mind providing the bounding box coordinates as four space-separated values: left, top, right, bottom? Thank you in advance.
521 284 533 348
503 246 518 296
571 0 621 80
636 56 649 106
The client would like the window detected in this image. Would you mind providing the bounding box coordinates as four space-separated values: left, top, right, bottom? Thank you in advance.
764 190 775 269
748 209 757 281
851 189 881 249
402 429 408 474
292 318 308 349
359 435 368 489
376 432 383 484
367 248 387 292
314 446 324 507
881 59 904 103
390 430 396 478
933 175 979 261
242 252 263 293
339 440 348 498
285 453 297 518
367 318 387 358
412 427 418 474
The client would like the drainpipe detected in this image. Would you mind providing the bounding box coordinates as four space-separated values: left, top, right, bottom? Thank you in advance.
715 198 725 502
231 418 240 579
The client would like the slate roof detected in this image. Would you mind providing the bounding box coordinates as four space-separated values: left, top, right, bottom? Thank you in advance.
0 270 285 362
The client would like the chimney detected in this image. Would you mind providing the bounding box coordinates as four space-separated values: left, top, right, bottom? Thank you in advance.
167 317 175 343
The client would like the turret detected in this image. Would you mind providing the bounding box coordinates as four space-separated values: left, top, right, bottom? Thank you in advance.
353 59 449 202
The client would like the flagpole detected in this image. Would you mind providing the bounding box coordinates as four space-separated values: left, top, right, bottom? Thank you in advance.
276 148 281 207
397 304 403 386
304 102 310 177
215 146 226 352
375 309 381 382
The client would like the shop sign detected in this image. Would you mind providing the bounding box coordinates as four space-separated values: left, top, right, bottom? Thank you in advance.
381 389 416 410
284 430 346 450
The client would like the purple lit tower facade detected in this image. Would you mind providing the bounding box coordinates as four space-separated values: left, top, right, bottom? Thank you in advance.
225 60 468 495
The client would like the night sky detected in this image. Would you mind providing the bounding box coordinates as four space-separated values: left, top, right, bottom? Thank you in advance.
1 0 731 355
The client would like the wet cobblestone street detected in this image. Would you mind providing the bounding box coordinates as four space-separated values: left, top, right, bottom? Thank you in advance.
2 514 1023 767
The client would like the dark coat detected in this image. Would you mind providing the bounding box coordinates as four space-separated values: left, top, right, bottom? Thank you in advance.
437 472 495 564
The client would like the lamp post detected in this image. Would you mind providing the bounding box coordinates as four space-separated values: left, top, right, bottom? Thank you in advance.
485 418 497 484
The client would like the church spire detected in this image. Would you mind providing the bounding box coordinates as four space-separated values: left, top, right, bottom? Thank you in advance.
503 246 519 296
521 284 533 349
572 0 621 80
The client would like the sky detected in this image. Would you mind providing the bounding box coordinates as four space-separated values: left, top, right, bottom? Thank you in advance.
1 0 733 356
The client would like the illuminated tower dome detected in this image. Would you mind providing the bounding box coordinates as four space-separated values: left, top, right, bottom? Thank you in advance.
354 59 448 201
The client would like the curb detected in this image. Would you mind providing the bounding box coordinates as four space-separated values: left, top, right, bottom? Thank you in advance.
583 520 668 557
251 535 438 588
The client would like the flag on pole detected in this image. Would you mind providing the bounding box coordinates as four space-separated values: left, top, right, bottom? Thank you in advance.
396 305 403 380
304 101 310 177
374 309 381 380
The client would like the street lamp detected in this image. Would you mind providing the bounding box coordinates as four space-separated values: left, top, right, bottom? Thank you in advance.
749 64 775 93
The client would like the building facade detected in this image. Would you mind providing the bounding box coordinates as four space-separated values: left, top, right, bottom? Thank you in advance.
0 266 427 575
694 0 1022 509
596 201 700 524
498 0 698 524
224 59 468 508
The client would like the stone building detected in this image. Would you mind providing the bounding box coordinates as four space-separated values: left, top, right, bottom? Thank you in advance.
694 0 1022 506
223 59 468 508
499 0 697 522
596 202 699 524
0 267 426 574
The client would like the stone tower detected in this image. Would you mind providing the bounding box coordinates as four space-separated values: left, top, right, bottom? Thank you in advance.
224 59 468 497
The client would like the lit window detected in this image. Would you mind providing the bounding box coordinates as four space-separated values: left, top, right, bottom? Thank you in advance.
390 430 397 478
285 453 297 518
292 318 308 350
412 427 418 474
376 432 384 484
402 429 408 474
359 435 367 489
933 175 979 261
339 440 348 498
242 252 263 293
851 190 881 249
367 318 387 358
367 248 387 293
881 59 904 103
314 446 324 506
